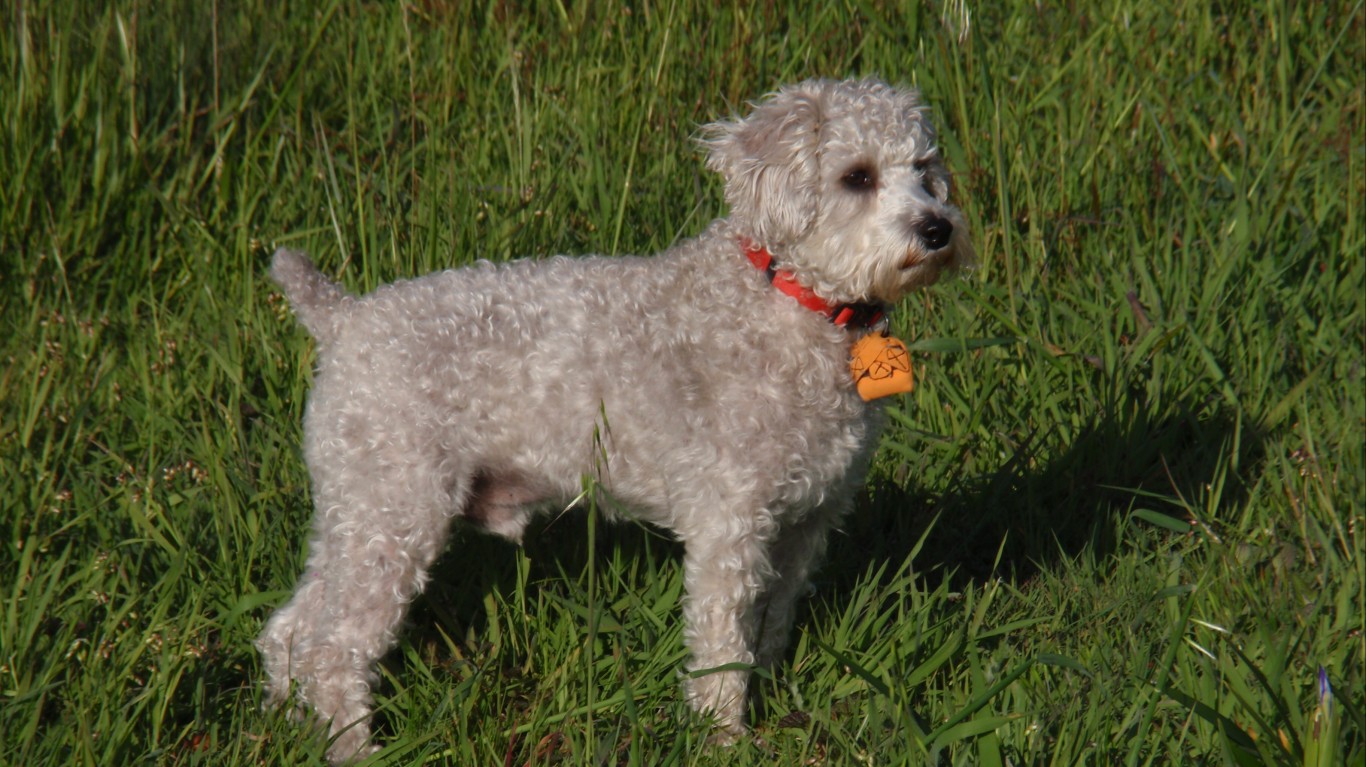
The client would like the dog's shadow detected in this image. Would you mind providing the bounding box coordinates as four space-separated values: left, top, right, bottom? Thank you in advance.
403 396 1261 723
407 501 685 664
824 399 1263 593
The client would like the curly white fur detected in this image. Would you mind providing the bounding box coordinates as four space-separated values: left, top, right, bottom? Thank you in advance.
257 76 973 763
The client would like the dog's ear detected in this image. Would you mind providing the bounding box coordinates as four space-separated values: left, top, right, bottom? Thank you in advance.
702 82 826 247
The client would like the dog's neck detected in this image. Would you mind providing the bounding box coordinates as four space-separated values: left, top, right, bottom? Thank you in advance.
742 241 887 329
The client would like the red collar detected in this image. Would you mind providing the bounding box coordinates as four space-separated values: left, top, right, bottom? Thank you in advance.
743 242 887 329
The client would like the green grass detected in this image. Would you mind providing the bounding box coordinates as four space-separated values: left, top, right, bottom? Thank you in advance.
2 1 1362 765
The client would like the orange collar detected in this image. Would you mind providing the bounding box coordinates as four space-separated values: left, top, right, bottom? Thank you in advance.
743 242 887 329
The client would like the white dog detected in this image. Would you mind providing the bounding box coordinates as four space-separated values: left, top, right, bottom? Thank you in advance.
259 76 973 763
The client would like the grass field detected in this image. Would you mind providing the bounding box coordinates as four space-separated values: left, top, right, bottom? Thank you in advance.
2 1 1363 765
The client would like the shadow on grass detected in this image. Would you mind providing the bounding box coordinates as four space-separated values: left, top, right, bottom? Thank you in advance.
384 394 1268 751
824 400 1268 592
403 507 684 683
408 396 1269 654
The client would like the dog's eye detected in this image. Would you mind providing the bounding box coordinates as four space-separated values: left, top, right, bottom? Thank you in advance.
841 167 876 191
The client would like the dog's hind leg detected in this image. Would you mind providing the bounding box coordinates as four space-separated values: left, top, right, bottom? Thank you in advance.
258 425 470 763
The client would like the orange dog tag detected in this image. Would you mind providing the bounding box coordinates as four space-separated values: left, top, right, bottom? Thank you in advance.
850 332 914 401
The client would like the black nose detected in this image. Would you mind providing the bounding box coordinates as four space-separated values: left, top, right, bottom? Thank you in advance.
916 216 953 251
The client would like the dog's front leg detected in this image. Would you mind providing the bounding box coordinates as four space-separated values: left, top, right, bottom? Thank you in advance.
753 503 845 668
679 526 771 740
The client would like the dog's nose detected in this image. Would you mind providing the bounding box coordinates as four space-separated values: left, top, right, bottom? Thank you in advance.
916 216 953 251
917 216 950 251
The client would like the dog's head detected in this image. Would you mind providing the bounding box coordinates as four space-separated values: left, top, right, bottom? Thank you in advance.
703 77 975 305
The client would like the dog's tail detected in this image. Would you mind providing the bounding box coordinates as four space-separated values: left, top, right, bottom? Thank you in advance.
271 248 351 344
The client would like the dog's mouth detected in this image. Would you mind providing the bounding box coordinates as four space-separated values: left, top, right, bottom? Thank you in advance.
901 246 952 272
